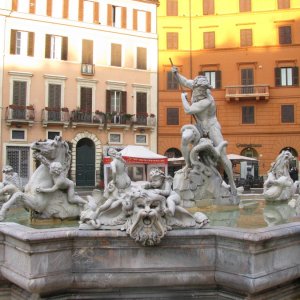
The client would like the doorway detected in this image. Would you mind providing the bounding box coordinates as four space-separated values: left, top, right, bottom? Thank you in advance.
76 138 95 186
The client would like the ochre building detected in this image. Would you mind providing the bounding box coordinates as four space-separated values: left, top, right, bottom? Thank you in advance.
157 0 300 176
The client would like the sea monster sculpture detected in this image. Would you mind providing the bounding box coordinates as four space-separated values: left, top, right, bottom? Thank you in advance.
80 162 209 246
0 136 86 220
263 150 296 201
170 65 239 206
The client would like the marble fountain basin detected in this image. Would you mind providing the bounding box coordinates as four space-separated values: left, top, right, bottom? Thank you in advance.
0 196 299 299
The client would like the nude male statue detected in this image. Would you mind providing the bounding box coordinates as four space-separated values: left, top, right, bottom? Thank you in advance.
171 66 237 195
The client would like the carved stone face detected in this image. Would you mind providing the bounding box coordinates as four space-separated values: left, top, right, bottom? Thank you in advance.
128 192 166 246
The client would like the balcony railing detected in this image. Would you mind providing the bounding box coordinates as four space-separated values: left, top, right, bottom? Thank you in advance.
132 113 156 129
81 63 95 75
5 105 35 126
225 85 269 101
42 107 70 127
71 110 106 128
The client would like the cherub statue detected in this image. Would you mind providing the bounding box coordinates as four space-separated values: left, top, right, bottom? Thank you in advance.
143 168 180 216
0 165 23 199
36 161 87 206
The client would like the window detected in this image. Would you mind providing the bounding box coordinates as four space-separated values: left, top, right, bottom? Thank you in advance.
11 80 27 119
6 146 30 185
109 133 122 144
239 0 251 12
48 83 62 121
11 129 25 140
82 40 93 64
281 105 294 123
107 5 126 28
133 9 151 32
167 108 179 125
135 134 147 145
106 90 126 114
10 30 34 56
167 0 178 16
240 29 252 47
167 32 178 49
241 68 254 93
80 87 92 112
167 71 179 90
136 92 147 125
111 43 121 67
52 0 64 18
137 47 147 70
279 26 292 45
203 71 221 89
45 34 68 60
278 0 290 9
242 106 254 124
203 0 214 15
275 67 299 86
47 131 61 140
203 32 215 49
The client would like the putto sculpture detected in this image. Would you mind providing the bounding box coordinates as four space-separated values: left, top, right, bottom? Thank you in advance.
0 165 23 201
0 136 86 220
80 163 209 246
170 65 239 205
263 150 296 201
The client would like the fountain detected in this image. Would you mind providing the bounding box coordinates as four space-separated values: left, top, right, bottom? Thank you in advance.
0 71 299 299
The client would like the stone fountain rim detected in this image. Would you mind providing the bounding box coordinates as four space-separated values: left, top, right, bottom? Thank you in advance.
0 221 299 243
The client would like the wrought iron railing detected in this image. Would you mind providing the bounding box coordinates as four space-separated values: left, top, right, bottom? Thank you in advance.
6 105 35 121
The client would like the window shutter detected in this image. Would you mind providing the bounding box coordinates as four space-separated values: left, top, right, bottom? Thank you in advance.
292 67 299 86
107 4 113 26
203 0 214 15
78 0 84 21
215 71 222 89
275 67 281 86
48 84 61 108
80 87 92 112
10 30 16 54
167 108 179 125
106 90 111 112
29 0 36 14
146 12 151 33
61 37 68 60
12 0 18 11
93 2 99 23
167 32 178 49
82 39 93 64
121 91 127 113
27 32 34 56
45 34 51 58
121 7 127 29
63 0 69 19
167 0 178 16
13 81 27 106
111 43 121 66
133 9 138 30
47 0 52 16
137 47 147 70
136 92 147 114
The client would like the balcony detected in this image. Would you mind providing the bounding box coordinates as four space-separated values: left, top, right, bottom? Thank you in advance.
71 110 105 129
105 113 134 130
5 105 35 126
132 113 156 132
42 107 70 128
225 85 269 101
81 64 95 76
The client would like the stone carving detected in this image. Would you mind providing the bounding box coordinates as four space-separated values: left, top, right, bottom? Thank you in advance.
0 136 85 221
0 165 23 201
80 163 208 246
263 150 295 201
170 66 239 205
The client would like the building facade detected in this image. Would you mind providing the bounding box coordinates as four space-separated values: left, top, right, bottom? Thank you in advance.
158 0 300 177
0 0 159 186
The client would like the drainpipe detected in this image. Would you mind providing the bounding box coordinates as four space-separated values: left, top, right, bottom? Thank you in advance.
1 9 12 180
189 0 193 124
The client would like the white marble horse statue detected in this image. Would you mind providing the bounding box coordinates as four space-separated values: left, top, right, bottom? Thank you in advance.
0 136 85 220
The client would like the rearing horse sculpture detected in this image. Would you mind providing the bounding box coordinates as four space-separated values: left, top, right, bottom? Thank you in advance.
0 136 83 220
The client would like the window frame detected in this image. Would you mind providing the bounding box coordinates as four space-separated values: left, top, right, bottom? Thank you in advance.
281 104 294 123
278 25 292 45
135 133 148 145
10 129 27 141
242 105 255 124
203 31 215 49
167 107 179 125
109 132 123 144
